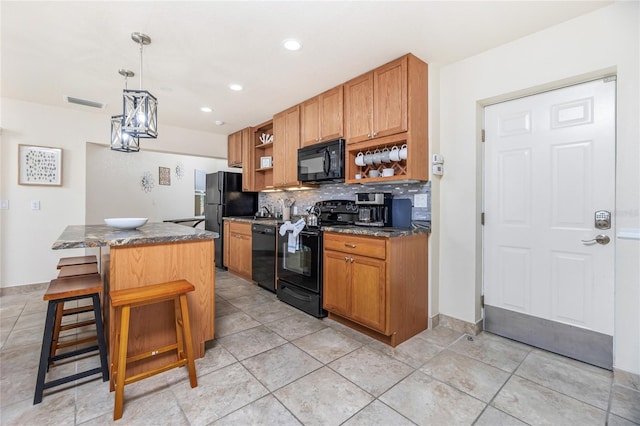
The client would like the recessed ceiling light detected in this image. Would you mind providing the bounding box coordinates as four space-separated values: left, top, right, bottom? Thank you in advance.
229 83 243 91
282 39 302 51
215 120 225 126
200 107 213 113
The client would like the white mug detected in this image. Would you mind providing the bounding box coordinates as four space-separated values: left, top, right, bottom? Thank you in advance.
399 144 408 160
355 173 362 180
382 168 394 177
372 148 382 165
369 170 380 178
364 150 374 165
355 152 365 166
389 145 400 161
380 147 391 163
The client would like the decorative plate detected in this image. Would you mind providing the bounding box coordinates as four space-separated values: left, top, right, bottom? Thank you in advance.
141 171 154 192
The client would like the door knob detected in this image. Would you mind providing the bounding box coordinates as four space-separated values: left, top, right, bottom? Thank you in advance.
581 234 610 245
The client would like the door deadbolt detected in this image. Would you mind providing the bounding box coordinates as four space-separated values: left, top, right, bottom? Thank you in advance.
594 210 611 230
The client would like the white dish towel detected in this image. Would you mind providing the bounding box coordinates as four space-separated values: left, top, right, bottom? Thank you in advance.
279 219 306 253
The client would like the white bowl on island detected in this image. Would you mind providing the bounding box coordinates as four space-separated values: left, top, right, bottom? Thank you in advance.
104 218 148 230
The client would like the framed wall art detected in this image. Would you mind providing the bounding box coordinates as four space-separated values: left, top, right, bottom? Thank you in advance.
18 144 63 186
159 166 171 186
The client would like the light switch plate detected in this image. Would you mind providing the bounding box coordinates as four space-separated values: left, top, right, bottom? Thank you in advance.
31 200 40 210
0 200 8 210
414 194 428 208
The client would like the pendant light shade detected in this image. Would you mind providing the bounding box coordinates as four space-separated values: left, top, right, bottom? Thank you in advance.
110 32 157 151
111 114 140 152
122 89 158 138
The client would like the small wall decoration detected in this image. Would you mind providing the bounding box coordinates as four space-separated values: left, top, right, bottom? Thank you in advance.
18 144 62 186
175 162 184 180
141 171 155 193
159 166 171 186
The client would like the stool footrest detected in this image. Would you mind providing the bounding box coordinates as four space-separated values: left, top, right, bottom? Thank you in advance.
60 319 96 332
126 343 179 364
55 335 97 351
124 359 188 387
51 344 100 362
62 305 94 316
44 367 105 390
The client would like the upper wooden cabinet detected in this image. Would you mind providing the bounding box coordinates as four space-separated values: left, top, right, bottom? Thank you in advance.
227 130 243 168
345 55 410 144
300 86 344 147
273 106 301 188
344 54 428 183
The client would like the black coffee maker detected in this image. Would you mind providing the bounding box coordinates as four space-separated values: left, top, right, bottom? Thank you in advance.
354 193 393 227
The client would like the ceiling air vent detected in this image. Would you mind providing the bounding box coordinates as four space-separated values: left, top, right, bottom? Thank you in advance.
64 95 106 109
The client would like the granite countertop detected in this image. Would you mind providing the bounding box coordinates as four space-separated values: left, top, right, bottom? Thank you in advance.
225 216 430 238
52 222 219 250
322 222 430 237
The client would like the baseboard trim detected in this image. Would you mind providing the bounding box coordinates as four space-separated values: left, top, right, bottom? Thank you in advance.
432 313 482 335
0 282 48 297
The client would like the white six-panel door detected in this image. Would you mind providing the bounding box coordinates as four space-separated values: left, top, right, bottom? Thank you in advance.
483 78 616 368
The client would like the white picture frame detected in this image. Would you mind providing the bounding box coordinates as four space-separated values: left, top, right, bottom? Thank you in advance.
260 156 272 168
18 144 63 186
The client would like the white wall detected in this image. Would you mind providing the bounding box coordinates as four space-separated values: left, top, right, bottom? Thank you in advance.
0 98 228 289
86 143 233 225
437 2 639 373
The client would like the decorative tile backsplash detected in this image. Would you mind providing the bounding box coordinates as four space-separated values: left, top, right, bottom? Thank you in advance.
258 181 431 221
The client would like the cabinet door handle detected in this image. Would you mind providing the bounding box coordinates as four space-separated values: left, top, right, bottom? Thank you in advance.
372 131 377 137
367 133 372 138
350 257 354 263
344 256 349 262
344 243 357 248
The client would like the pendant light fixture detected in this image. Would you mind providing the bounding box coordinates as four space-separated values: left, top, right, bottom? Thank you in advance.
123 32 157 138
110 69 140 152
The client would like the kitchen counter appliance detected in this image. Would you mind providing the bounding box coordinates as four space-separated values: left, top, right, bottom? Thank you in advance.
355 192 393 227
276 199 356 317
252 223 276 292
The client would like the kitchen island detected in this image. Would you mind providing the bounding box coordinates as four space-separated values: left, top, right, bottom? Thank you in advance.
52 222 218 376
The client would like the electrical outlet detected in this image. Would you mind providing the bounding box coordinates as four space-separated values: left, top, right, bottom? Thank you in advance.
0 200 9 210
31 200 40 210
414 194 428 208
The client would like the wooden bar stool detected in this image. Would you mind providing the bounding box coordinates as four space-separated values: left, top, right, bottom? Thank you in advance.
57 255 97 269
34 274 109 404
110 280 198 420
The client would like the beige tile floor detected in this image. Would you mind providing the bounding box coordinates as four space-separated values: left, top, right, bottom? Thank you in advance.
1 270 638 425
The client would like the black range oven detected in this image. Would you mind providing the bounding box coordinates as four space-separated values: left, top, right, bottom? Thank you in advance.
277 227 324 318
276 199 358 318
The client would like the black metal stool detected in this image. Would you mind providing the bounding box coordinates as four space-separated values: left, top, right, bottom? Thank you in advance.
33 274 109 404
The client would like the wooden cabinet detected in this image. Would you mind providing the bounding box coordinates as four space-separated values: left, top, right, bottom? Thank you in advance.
252 120 274 191
227 130 243 168
225 221 252 280
300 86 344 147
240 127 254 191
344 54 428 183
323 231 428 347
273 106 301 188
345 56 407 144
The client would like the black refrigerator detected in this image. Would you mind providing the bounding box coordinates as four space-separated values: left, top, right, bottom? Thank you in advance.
204 171 258 268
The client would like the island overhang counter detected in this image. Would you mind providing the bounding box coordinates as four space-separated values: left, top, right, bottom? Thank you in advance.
52 222 218 376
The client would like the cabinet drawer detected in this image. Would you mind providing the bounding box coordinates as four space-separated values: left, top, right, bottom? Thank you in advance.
324 233 386 260
228 221 252 236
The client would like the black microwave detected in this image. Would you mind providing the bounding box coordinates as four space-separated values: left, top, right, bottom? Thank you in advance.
298 139 345 184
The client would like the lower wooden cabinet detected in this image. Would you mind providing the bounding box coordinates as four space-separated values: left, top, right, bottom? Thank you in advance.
224 221 252 280
323 231 428 346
